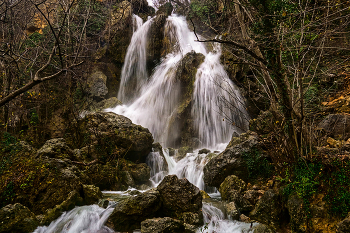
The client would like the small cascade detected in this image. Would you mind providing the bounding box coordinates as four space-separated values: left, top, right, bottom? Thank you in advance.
117 15 153 103
33 205 114 233
198 202 256 233
192 43 249 147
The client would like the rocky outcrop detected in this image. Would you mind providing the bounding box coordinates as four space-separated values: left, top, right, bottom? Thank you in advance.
203 131 259 188
87 70 108 99
109 189 161 232
105 1 133 97
36 138 74 160
219 175 252 213
141 217 186 233
157 175 203 224
0 203 38 233
318 114 350 140
66 112 154 163
287 194 307 232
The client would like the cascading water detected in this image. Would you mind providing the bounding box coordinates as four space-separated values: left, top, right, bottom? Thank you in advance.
33 205 115 233
108 15 248 149
117 15 153 103
35 12 253 233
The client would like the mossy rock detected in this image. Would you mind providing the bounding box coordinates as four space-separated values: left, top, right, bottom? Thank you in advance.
66 112 154 163
109 189 161 232
0 203 38 233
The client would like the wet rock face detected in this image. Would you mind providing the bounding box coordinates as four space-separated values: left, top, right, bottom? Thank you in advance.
166 52 205 148
109 189 161 232
67 112 154 163
128 163 151 184
250 189 286 231
0 203 38 233
219 175 252 213
141 217 185 233
203 131 260 188
157 175 202 223
318 114 350 140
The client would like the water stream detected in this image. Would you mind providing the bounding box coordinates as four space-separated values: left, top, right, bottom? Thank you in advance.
34 13 253 233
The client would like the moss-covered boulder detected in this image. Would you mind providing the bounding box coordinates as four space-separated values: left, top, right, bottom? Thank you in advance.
66 112 154 163
157 175 203 225
109 189 161 232
82 184 102 205
141 217 186 233
175 146 193 161
0 203 38 233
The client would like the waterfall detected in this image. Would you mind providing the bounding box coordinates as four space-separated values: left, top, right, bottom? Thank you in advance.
36 13 253 233
117 15 153 103
192 42 249 147
108 15 248 149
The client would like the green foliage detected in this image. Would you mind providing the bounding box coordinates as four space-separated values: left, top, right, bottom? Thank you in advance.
324 160 350 217
30 109 39 125
190 0 218 24
242 149 274 179
281 159 350 218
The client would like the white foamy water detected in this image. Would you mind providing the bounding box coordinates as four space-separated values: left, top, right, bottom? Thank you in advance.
33 205 114 233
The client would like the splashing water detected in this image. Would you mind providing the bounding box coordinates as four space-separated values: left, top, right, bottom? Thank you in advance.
198 202 256 233
33 205 114 233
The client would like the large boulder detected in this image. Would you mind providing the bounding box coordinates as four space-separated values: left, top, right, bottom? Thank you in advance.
250 189 287 231
66 112 154 163
203 131 259 188
109 189 161 232
141 217 186 233
0 203 38 233
318 114 350 140
157 175 203 225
